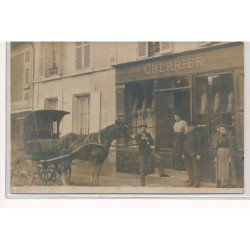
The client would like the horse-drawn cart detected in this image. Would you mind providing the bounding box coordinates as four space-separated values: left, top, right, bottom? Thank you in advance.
11 109 130 186
11 110 70 185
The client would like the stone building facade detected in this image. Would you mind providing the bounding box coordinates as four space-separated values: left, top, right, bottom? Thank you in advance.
10 42 243 180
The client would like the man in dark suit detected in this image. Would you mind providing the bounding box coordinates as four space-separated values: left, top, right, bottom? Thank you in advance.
182 122 202 187
135 124 169 186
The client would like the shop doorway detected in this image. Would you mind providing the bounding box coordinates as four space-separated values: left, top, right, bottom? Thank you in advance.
156 89 190 150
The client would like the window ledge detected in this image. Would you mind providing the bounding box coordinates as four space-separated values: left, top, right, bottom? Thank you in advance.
34 74 61 83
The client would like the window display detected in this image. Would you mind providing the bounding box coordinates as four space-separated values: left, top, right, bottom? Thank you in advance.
193 73 234 149
126 82 155 147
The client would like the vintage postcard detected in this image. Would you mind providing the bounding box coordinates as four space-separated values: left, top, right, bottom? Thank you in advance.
8 42 244 194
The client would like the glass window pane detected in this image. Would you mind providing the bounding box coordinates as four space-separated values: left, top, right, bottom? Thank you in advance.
193 73 234 149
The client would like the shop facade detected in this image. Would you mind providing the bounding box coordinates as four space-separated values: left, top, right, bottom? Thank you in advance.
114 42 244 184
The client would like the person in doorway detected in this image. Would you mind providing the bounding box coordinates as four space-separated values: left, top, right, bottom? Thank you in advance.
214 124 236 188
209 125 220 151
173 112 187 170
135 124 169 186
182 122 202 187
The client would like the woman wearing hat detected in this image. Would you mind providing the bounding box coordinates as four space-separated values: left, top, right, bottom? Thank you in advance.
173 112 187 170
214 124 236 188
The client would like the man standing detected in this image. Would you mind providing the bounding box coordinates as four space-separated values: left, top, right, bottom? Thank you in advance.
173 112 187 170
182 122 202 187
135 124 169 186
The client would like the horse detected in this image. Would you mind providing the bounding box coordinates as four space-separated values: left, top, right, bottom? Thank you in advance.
57 120 131 186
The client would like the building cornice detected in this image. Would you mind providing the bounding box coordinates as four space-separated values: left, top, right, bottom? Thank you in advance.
112 42 244 68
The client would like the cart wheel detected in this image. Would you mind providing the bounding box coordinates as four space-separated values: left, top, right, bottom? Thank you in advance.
50 162 61 182
38 162 61 182
11 159 34 186
38 163 53 182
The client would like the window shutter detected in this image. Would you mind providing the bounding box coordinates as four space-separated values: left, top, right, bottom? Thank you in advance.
137 42 148 58
24 49 31 88
24 67 30 85
160 42 171 54
45 43 53 77
75 42 82 70
52 42 58 65
83 42 90 68
89 92 101 133
25 50 30 63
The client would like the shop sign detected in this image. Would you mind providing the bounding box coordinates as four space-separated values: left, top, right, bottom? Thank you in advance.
144 57 205 76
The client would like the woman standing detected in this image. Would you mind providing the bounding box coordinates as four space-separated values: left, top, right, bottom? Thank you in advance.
173 112 187 170
214 124 236 188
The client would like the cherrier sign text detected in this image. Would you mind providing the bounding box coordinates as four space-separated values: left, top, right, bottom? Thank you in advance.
144 57 205 76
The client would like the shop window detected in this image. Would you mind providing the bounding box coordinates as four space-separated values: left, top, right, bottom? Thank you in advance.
125 82 155 146
157 78 189 90
73 95 90 135
45 97 58 110
75 42 91 70
193 73 234 149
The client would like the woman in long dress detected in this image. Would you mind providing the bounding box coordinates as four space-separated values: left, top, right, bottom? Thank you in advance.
214 125 236 188
173 112 187 170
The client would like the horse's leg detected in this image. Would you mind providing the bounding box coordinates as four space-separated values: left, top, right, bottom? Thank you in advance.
91 158 103 186
61 159 72 186
90 158 98 186
95 161 104 186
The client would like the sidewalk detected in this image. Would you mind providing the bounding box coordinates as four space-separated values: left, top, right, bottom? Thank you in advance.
10 164 244 194
70 168 217 188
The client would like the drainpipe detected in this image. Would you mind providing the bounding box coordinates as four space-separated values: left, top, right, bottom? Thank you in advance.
30 42 35 111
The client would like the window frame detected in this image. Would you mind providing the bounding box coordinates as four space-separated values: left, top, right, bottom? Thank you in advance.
137 42 172 59
39 42 60 78
72 94 90 135
39 42 45 78
192 71 235 151
44 97 58 110
74 42 91 71
22 48 32 101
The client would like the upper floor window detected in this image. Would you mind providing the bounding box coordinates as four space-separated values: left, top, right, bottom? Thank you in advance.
75 42 91 70
39 42 59 78
148 42 160 57
11 47 33 103
45 97 58 110
24 50 31 88
137 42 172 59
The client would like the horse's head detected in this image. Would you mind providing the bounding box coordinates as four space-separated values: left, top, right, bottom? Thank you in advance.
114 119 131 140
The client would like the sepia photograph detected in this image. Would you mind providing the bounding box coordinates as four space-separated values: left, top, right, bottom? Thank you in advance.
9 41 244 194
